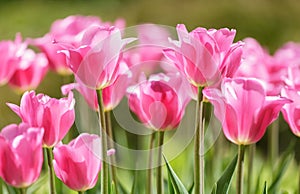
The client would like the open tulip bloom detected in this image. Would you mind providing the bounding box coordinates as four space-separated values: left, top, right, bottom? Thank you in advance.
7 90 75 148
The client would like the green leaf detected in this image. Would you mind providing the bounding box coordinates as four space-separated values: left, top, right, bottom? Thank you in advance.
262 182 268 194
163 155 188 194
210 154 238 194
26 173 48 193
168 173 175 194
268 141 295 193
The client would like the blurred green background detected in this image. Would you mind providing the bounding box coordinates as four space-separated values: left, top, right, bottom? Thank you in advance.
1 0 300 192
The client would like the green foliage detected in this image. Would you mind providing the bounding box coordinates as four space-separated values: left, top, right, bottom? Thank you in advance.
211 154 238 194
163 155 189 194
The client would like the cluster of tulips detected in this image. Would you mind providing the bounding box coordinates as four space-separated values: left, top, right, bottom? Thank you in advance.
0 14 300 194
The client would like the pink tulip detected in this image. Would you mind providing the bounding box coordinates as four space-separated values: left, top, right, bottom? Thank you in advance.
60 25 133 90
203 78 290 145
275 42 300 90
0 34 25 86
281 87 300 137
53 133 101 191
163 24 243 87
8 49 48 93
0 123 44 188
274 42 300 67
235 37 288 95
7 90 75 147
128 73 191 131
31 15 125 74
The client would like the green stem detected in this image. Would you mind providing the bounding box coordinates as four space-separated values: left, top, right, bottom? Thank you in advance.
0 179 3 194
237 145 245 194
46 148 56 194
78 191 85 194
194 86 204 194
146 132 156 194
157 131 165 194
269 119 279 166
105 111 119 194
19 188 26 194
298 163 300 194
247 144 255 194
97 89 108 194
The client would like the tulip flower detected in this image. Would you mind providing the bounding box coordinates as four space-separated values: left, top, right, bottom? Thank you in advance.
204 77 290 145
59 25 133 90
163 24 243 194
53 133 102 192
281 87 300 137
30 15 125 75
163 24 243 87
128 73 191 131
7 90 75 148
0 123 44 188
8 49 48 93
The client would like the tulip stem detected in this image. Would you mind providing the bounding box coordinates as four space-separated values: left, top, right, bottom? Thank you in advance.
46 148 56 194
0 179 2 194
105 111 119 194
269 119 279 167
97 89 108 194
194 86 204 194
237 145 245 194
247 144 255 194
157 131 165 194
298 163 300 194
19 188 26 194
147 132 156 194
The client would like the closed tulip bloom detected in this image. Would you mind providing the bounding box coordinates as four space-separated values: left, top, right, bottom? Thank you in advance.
281 87 300 137
7 90 75 147
163 24 243 87
60 25 134 90
31 15 125 74
203 78 290 145
53 133 101 191
0 123 44 188
128 73 191 131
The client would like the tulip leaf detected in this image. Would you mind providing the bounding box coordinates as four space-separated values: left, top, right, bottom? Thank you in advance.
188 182 194 193
163 155 188 194
268 141 295 193
262 181 268 194
168 173 175 194
210 154 238 194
